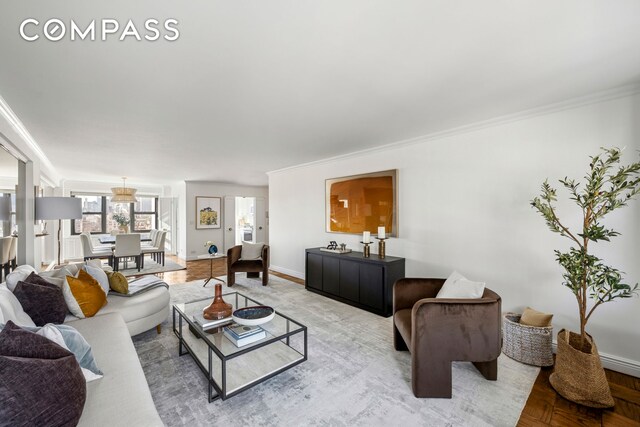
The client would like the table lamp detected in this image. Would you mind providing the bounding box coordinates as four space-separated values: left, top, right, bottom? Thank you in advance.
35 197 82 265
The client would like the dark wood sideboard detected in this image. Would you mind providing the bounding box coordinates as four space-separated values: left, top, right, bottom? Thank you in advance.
305 248 405 317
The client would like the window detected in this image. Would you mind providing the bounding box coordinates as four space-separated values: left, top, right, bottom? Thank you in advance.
73 195 104 234
132 197 157 232
71 194 158 234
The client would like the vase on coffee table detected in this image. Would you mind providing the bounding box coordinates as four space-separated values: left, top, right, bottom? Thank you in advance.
203 283 232 320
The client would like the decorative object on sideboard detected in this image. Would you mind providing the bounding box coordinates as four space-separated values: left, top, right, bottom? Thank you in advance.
319 241 352 254
361 231 372 257
376 227 387 259
202 283 232 320
35 197 82 266
531 147 640 408
232 305 275 326
325 169 398 236
111 176 138 203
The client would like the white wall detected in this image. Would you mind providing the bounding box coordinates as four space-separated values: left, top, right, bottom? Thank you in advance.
268 92 640 373
183 181 268 260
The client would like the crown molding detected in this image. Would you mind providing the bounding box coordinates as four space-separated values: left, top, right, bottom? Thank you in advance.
267 83 640 176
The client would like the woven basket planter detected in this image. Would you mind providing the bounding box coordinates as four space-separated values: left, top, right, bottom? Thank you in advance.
502 313 553 367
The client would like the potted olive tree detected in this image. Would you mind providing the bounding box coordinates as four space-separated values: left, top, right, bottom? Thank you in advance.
531 147 640 408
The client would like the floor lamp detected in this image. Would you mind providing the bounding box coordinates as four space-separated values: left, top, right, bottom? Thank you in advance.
35 197 82 266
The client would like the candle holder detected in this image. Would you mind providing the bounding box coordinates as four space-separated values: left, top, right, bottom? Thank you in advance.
360 242 371 258
376 237 386 259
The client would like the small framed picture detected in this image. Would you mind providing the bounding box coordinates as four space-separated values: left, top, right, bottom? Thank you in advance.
196 196 221 229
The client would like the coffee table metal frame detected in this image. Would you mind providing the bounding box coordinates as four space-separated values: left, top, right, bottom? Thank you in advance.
172 291 307 402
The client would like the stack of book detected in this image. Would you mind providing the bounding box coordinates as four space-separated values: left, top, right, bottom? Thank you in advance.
223 324 266 347
192 313 232 331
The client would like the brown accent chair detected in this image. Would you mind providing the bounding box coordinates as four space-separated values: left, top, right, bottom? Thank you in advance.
393 278 502 398
227 245 269 287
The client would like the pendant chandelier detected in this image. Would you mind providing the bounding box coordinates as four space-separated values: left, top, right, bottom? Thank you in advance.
111 177 138 203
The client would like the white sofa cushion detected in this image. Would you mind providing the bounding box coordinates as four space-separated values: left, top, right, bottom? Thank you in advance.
67 313 163 427
64 287 170 336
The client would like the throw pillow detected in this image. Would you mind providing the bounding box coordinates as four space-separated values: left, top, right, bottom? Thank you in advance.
83 264 110 295
520 307 553 327
0 321 86 426
39 266 76 288
106 271 129 294
0 322 103 378
240 242 265 260
5 264 36 292
63 269 108 318
13 281 67 326
0 283 36 327
436 271 486 299
23 271 60 288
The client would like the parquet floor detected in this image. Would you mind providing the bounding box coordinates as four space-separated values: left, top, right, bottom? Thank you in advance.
518 364 640 426
159 255 640 426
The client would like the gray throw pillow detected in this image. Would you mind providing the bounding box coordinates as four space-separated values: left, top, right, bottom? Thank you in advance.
0 321 86 427
240 242 265 260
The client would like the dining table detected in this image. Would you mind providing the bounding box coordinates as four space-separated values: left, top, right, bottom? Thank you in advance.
98 235 153 245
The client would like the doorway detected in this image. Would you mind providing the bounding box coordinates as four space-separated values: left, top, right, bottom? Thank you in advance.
223 196 266 252
235 196 255 245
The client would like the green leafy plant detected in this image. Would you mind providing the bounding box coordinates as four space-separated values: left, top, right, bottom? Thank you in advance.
531 147 640 350
112 213 130 227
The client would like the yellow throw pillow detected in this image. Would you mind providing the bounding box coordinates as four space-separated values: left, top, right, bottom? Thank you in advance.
520 306 553 327
106 271 129 294
63 269 107 318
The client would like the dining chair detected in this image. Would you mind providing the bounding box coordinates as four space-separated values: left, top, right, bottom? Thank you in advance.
113 234 142 272
142 230 166 266
0 236 13 281
8 236 17 271
80 232 113 266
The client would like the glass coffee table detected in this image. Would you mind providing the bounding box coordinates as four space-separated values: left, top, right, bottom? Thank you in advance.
173 291 307 402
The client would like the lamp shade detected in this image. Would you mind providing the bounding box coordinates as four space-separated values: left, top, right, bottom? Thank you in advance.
0 196 11 221
35 197 82 220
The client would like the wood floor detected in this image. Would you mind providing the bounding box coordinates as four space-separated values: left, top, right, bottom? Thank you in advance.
159 255 640 426
518 364 640 426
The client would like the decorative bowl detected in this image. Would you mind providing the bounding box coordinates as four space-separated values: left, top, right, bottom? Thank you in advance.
232 306 275 326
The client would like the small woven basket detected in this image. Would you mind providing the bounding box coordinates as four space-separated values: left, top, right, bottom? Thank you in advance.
502 313 553 367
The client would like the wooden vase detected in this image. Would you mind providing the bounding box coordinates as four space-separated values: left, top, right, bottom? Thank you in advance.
202 283 232 320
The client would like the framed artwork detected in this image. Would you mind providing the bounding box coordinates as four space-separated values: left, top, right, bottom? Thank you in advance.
196 196 221 229
325 169 397 236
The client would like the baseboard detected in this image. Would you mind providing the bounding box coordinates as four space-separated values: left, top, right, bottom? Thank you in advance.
552 342 640 377
270 265 305 280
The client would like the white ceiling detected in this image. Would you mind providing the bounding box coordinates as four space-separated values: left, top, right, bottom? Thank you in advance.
1 1 640 186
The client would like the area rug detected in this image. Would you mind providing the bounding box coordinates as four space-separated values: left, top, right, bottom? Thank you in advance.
132 276 539 426
119 259 186 277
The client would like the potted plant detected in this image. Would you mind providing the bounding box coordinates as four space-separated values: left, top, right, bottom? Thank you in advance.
113 213 130 233
531 147 640 408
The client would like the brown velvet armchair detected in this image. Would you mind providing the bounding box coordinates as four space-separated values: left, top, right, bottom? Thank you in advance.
393 278 502 398
227 245 269 287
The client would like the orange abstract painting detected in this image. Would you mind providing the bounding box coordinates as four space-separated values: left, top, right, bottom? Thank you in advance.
326 170 397 236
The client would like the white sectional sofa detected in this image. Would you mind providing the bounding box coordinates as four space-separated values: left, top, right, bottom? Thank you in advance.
1 264 170 426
